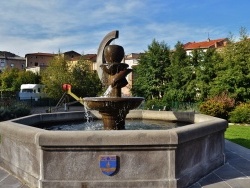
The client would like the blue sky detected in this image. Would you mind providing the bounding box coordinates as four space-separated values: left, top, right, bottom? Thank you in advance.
1 0 249 57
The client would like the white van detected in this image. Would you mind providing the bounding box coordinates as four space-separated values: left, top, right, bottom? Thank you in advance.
19 84 46 100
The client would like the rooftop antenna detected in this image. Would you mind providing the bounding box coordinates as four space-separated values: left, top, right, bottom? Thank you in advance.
207 32 210 41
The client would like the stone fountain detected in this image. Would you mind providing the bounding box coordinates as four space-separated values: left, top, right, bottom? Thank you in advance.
84 30 144 130
0 30 228 188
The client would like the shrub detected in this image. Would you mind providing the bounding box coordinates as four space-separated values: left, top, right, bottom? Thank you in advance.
10 102 31 118
0 102 31 121
229 102 250 123
199 93 235 119
0 108 14 121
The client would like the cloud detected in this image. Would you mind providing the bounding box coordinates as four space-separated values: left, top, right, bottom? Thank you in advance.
0 0 243 57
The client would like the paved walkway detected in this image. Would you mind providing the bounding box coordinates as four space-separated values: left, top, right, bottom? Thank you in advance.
189 140 250 188
0 140 249 187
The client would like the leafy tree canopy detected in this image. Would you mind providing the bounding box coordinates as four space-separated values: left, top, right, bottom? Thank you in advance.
131 39 171 100
0 68 40 92
211 27 250 102
164 41 193 102
41 55 102 99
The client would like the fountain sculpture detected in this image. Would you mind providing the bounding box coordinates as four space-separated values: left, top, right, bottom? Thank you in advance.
0 30 228 188
84 30 144 130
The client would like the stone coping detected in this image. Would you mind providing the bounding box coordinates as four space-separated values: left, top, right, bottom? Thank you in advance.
1 110 227 146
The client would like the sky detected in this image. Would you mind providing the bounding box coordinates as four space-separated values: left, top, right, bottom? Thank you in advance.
1 0 250 57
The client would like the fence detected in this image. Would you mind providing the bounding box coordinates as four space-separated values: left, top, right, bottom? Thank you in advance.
142 101 199 112
0 95 199 114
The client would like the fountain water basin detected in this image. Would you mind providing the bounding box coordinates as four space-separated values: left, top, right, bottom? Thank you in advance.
0 110 227 188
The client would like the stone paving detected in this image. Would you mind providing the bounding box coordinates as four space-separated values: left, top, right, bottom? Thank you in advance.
189 140 250 188
0 167 28 188
0 139 249 188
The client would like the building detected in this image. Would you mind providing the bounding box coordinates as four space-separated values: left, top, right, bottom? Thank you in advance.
59 52 97 71
124 53 142 68
59 51 82 71
61 50 82 61
25 52 55 74
184 38 228 55
83 54 97 71
25 51 84 73
123 53 143 96
0 51 25 71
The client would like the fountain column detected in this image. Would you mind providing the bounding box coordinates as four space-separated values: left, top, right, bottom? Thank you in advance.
84 30 144 130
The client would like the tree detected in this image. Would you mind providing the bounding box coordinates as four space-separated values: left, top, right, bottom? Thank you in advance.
0 68 40 92
13 70 41 92
41 55 69 99
131 39 171 101
195 48 223 101
0 68 19 92
0 68 41 99
41 55 102 99
69 59 102 97
210 28 250 102
164 41 193 102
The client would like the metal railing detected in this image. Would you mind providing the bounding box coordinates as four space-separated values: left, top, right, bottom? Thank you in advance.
143 101 199 112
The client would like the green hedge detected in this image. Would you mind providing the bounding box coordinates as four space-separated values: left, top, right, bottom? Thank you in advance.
229 103 250 123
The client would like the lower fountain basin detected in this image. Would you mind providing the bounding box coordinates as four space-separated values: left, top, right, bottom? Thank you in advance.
35 119 186 131
0 110 227 188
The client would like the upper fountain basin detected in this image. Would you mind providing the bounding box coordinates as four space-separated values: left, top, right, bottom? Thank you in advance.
84 97 144 111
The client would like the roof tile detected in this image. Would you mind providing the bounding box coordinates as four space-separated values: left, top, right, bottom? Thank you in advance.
184 38 228 50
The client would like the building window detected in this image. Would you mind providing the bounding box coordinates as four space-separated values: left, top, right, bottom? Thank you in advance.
35 62 38 66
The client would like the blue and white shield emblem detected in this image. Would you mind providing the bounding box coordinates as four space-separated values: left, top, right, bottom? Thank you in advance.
99 155 117 176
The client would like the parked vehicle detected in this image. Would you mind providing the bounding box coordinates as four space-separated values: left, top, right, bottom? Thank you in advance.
19 84 46 100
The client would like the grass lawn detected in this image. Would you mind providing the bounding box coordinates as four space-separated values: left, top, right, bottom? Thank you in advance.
225 124 250 149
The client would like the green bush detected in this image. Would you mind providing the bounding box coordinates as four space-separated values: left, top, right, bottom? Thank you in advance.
229 102 250 123
10 102 31 118
0 102 31 121
0 108 14 121
199 93 235 119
